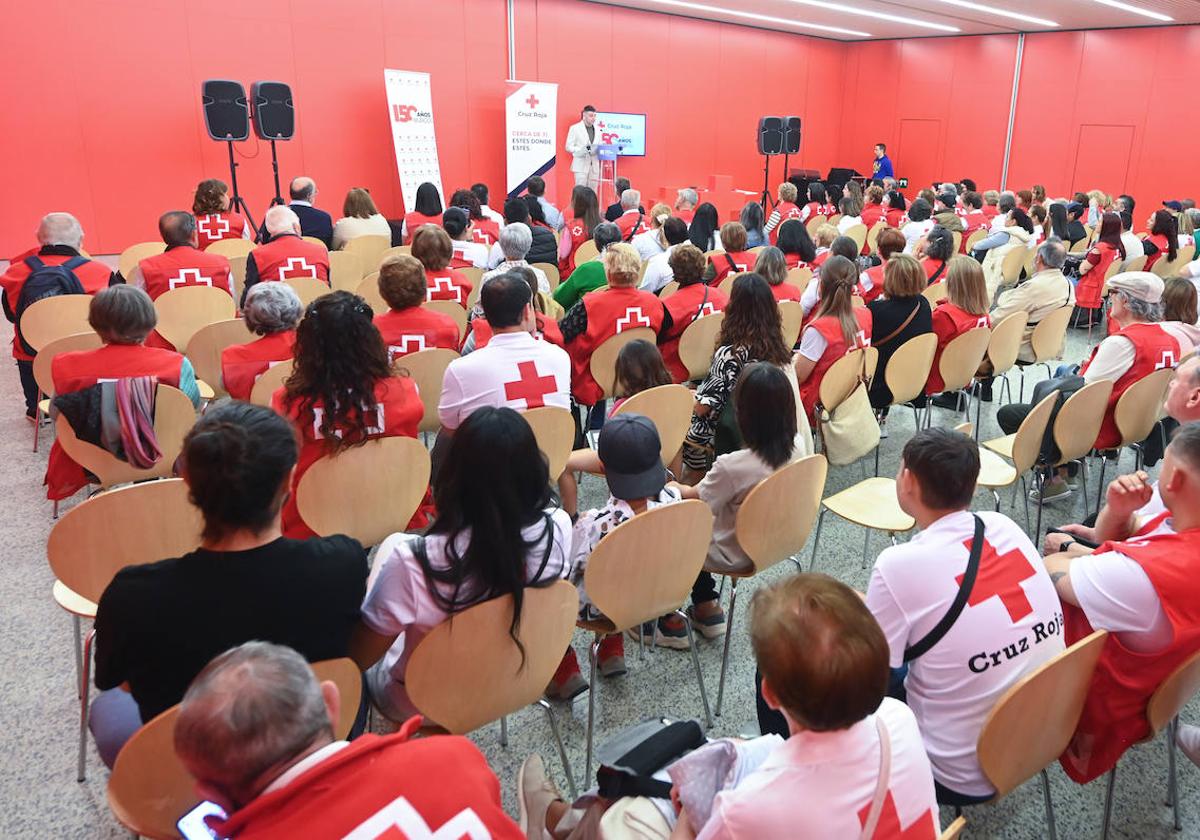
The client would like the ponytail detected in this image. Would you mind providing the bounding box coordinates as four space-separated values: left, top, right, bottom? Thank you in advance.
815 255 860 346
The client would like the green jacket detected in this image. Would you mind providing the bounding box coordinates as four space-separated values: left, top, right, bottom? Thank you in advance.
553 260 607 310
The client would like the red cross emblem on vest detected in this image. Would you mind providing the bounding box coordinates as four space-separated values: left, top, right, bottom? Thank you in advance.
198 215 229 238
615 307 652 333
698 302 718 318
278 256 317 280
856 329 871 348
428 276 463 304
504 360 558 409
858 790 936 839
955 536 1037 623
1157 349 1178 371
388 335 426 362
169 267 213 290
976 316 990 328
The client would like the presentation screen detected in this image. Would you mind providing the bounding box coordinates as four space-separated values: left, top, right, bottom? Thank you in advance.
595 112 646 157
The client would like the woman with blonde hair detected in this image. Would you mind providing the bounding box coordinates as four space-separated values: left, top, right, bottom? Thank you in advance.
927 256 991 400
794 255 872 419
333 187 392 250
191 178 251 249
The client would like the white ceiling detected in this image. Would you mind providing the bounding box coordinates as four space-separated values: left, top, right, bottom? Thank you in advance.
588 0 1200 40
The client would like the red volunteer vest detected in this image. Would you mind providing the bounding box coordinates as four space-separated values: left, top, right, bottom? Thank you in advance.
885 208 906 228
821 203 838 217
471 217 500 246
1143 233 1170 270
1 253 111 361
374 307 460 361
860 203 885 228
220 331 296 402
812 251 831 269
783 253 809 270
615 209 648 239
921 257 949 284
1076 243 1120 309
982 205 1000 219
659 283 729 383
803 202 824 222
769 202 804 244
1080 322 1180 450
273 376 423 539
403 212 441 244
561 217 590 274
859 265 886 304
138 246 233 301
770 282 803 303
249 235 331 283
568 287 666 405
468 315 564 351
927 303 990 394
195 211 248 249
710 251 755 284
675 207 696 224
800 308 873 418
424 268 472 307
1060 521 1200 783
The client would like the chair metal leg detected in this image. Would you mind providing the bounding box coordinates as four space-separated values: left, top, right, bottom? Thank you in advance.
677 609 713 729
1168 717 1181 830
78 629 95 782
991 489 1001 512
538 699 578 801
1019 368 1026 403
874 441 881 477
584 634 601 789
1101 766 1117 840
1079 458 1090 519
1041 768 1058 840
1095 455 1108 519
499 715 508 748
1020 475 1032 533
72 615 83 700
1034 473 1046 546
714 582 738 718
810 507 828 572
33 388 43 452
909 403 921 432
973 383 983 440
861 527 871 569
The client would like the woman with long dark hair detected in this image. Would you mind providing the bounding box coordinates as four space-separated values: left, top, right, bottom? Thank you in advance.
559 185 602 274
448 187 500 247
689 202 722 251
402 182 445 243
776 219 818 269
802 182 829 222
883 190 907 227
794 255 873 420
1144 209 1180 270
741 201 768 248
352 406 571 721
1075 211 1127 318
1047 202 1071 242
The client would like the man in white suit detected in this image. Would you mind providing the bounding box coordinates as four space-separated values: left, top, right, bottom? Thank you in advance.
565 105 601 191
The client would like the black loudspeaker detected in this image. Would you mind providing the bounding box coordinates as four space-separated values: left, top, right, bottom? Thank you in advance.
252 81 295 141
783 116 801 155
201 79 249 141
757 117 784 156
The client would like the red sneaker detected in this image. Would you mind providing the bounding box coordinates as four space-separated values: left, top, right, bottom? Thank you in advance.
545 648 588 701
597 634 627 678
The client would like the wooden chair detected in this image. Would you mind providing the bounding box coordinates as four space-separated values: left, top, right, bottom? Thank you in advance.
976 631 1108 840
301 235 330 251
30 332 103 452
717 271 747 297
249 359 292 406
924 327 991 430
295 436 431 547
850 294 867 310
1014 306 1073 401
940 816 967 840
205 238 254 259
153 286 236 352
588 328 656 400
184 318 255 399
818 347 879 416
1093 368 1175 511
227 254 247 302
521 406 575 480
285 276 333 306
1068 236 1090 254
106 658 362 839
952 230 964 255
805 215 829 236
612 384 696 465
964 229 988 253
47 478 204 781
329 250 362 292
531 262 561 291
810 474 914 572
712 455 828 716
659 280 680 299
343 234 390 278
677 312 724 381
18 294 94 353
971 391 1056 530
117 242 166 278
1000 245 1029 289
396 348 457 432
827 214 842 228
1151 245 1196 279
422 299 468 341
785 266 813 289
355 273 386 313
780 300 803 347
579 500 715 780
406 580 580 798
575 240 600 265
378 244 413 266
985 311 1029 408
844 223 869 253
1122 254 1147 274
866 222 887 254
877 334 938 472
921 283 948 306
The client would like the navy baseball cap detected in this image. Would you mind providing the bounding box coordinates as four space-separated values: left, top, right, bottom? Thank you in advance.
597 413 665 501
1164 200 1183 212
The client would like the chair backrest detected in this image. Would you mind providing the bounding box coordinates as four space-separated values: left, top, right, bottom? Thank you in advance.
118 242 166 278
805 216 828 235
986 311 1030 376
717 271 746 297
106 657 363 839
921 283 948 306
1068 236 1090 254
226 254 247 302
422 300 468 341
19 294 94 352
378 245 412 266
55 384 195 489
328 250 362 292
964 229 988 252
154 286 237 352
952 230 964 255
521 407 575 480
355 273 386 313
406 580 578 734
844 223 869 252
1010 391 1059 474
1152 245 1196 279
866 222 887 254
1123 254 1148 274
1147 646 1200 736
660 280 680 299
1052 379 1114 465
1113 367 1175 448
589 328 656 399
1001 245 1028 286
343 234 391 278
47 478 203 605
1025 306 1070 364
883 333 938 407
185 318 255 398
530 262 561 291
285 276 333 307
779 300 803 347
396 348 457 432
574 239 600 265
584 500 714 631
295 436 431 546
936 327 991 393
205 238 253 259
677 312 725 381
735 455 828 574
613 383 695 464
785 266 813 289
819 347 868 411
32 332 104 397
977 631 1107 797
301 236 330 251
249 359 293 407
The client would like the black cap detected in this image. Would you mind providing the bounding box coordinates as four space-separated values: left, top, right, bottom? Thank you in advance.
597 414 665 500
938 191 957 208
1164 200 1183 212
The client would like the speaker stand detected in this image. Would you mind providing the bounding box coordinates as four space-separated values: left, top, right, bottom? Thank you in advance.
224 139 258 235
759 154 775 212
269 140 283 206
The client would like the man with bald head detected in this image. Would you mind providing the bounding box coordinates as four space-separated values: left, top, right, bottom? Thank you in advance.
260 176 334 247
1 212 114 419
129 210 234 301
242 205 331 307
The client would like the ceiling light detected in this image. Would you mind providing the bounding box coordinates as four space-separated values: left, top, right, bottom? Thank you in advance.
777 0 961 32
925 0 1058 27
641 0 872 36
1090 0 1172 21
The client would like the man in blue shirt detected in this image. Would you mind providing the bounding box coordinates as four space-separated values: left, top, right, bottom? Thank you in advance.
872 143 894 182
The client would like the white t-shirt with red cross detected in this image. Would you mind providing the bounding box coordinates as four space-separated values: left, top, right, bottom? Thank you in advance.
865 510 1065 797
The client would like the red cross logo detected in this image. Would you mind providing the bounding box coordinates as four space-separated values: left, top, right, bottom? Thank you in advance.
855 329 871 348
503 360 558 409
278 256 317 280
615 307 652 333
598 121 606 130
858 790 937 839
388 336 426 362
698 302 718 317
168 267 213 290
198 215 229 238
1157 349 1178 371
342 795 490 839
427 276 464 304
955 537 1038 623
526 94 539 109
976 316 990 328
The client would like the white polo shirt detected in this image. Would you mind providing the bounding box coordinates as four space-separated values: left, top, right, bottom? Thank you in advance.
451 239 489 268
640 245 679 293
632 228 667 261
437 331 571 430
865 510 1064 797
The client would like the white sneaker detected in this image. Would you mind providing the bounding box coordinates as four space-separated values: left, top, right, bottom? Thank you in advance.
1177 723 1200 768
517 754 563 839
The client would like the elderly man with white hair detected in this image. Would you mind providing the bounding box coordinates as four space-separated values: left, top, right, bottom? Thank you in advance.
614 188 649 240
480 223 549 293
1 212 115 419
242 205 331 307
173 641 522 838
258 175 334 247
674 187 699 224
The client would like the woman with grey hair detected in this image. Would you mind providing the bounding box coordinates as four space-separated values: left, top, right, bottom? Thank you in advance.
753 247 802 303
480 222 549 293
741 202 767 248
221 282 303 401
916 225 955 284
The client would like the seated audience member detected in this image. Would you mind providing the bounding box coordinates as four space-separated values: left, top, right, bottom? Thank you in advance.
523 193 553 232
242 205 330 307
91 403 367 766
272 291 423 538
810 225 842 270
704 222 755 285
741 201 768 249
471 182 505 225
1015 189 1033 212
1 212 114 419
441 273 571 430
801 182 830 222
916 225 955 283
776 218 817 270
402 181 444 244
1044 202 1071 245
658 244 730 382
975 207 1035 301
674 187 699 224
221 283 302 401
331 186 391 250
631 203 673 261
990 192 1017 232
442 206 490 268
264 177 333 247
1030 204 1048 243
448 188 501 248
1065 201 1089 246
482 223 550 293
45 286 200 501
1162 278 1200 356
933 191 965 234
991 238 1074 364
960 191 989 237
559 186 602 274
1143 208 1180 271
128 211 234 305
613 189 650 240
464 266 563 353
1074 212 1127 321
603 177 634 221
1031 184 1047 206
1044 423 1200 784
927 256 991 403
884 189 908 228
836 195 863 235
560 243 670 406
866 429 1063 803
488 199 558 268
411 225 473 307
372 255 460 360
764 182 804 244
853 228 906 306
527 175 563 230
555 222 622 308
981 189 1001 219
176 642 522 839
191 178 252 249
860 184 887 228
352 406 572 718
754 246 802 303
867 254 933 415
639 218 697 296
795 256 873 420
688 203 722 252
901 199 935 253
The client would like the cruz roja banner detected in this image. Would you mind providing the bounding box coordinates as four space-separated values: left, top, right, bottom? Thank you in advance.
505 80 558 199
384 69 445 211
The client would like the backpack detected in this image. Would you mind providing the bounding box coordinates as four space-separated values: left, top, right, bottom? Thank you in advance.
15 256 87 355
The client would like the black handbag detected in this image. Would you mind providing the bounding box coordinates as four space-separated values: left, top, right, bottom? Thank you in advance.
596 718 706 799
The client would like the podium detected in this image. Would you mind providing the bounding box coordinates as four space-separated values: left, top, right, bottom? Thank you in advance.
596 143 624 210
